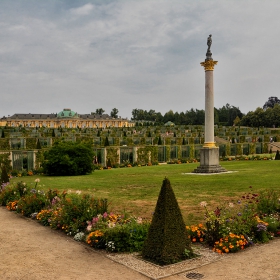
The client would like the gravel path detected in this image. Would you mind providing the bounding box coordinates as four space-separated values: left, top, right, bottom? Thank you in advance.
0 207 280 280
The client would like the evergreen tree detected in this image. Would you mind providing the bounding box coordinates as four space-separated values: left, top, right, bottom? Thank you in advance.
1 130 4 138
52 129 55 137
36 139 42 149
158 136 162 145
0 166 9 184
275 150 280 160
104 136 110 146
142 178 193 265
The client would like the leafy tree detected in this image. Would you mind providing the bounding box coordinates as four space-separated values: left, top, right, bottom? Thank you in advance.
42 142 94 176
241 104 280 127
263 96 280 110
216 104 243 126
233 116 241 126
163 110 175 123
142 178 193 265
95 108 105 115
110 108 119 118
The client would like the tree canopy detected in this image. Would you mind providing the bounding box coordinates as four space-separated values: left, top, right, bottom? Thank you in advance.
42 142 94 176
263 96 280 110
110 108 119 118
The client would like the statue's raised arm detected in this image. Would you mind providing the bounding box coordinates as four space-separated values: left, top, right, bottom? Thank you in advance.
207 34 212 52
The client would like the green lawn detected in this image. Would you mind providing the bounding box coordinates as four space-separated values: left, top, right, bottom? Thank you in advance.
10 160 280 224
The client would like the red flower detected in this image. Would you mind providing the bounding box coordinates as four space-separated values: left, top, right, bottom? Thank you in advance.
214 207 221 217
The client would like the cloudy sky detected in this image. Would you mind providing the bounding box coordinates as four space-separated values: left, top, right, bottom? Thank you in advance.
1 0 280 119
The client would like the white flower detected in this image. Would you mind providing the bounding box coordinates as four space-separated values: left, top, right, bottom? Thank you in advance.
35 178 40 183
108 221 116 228
105 241 115 251
229 203 234 208
74 232 85 241
76 190 81 195
200 201 207 207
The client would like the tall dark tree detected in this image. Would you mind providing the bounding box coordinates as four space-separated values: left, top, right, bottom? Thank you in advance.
217 104 243 126
95 108 105 115
0 153 11 185
0 166 9 185
104 136 110 146
110 108 119 118
36 139 42 149
263 96 280 110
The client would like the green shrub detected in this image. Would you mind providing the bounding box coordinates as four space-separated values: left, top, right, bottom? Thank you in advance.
142 178 193 265
42 141 94 176
102 221 150 252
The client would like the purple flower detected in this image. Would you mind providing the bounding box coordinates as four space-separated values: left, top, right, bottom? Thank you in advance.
237 212 242 216
257 223 267 232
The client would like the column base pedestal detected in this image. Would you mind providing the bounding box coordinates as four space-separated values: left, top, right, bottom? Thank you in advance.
193 147 227 173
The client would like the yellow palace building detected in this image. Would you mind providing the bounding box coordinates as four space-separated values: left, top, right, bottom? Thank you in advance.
0 108 134 128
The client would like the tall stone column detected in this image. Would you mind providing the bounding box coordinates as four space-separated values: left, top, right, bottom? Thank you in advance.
193 35 226 173
202 61 217 147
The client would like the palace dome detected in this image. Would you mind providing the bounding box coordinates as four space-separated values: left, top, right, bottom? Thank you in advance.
57 108 78 118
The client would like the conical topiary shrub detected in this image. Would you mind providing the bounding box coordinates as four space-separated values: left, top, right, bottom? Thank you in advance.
36 139 42 149
275 150 280 160
1 166 9 184
142 178 193 265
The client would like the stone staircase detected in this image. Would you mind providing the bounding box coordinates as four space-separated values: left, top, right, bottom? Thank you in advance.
268 142 280 152
214 136 229 144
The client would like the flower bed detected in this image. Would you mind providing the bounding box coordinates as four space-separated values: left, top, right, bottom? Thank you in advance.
0 180 279 255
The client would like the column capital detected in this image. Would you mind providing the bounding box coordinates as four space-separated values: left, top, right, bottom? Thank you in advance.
200 60 218 71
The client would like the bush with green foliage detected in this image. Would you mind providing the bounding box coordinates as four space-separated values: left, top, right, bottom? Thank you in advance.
102 220 150 252
42 141 94 176
142 178 193 265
